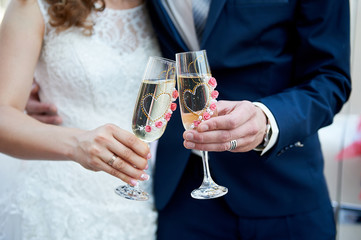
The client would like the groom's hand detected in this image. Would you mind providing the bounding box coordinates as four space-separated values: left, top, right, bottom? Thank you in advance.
183 100 267 152
26 81 62 125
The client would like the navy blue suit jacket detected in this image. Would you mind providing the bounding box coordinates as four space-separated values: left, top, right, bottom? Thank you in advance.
148 0 351 217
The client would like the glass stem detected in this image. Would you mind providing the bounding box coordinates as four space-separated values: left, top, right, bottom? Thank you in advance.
201 151 214 186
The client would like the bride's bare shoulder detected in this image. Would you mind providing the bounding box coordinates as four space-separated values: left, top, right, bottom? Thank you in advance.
1 0 44 28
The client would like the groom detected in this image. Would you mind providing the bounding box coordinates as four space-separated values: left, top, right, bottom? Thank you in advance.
147 0 351 239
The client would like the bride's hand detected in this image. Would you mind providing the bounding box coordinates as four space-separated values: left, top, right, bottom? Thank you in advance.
71 124 151 186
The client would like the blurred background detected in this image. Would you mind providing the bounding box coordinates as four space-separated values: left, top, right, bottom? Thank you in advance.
0 0 5 20
321 1 361 239
1 0 360 239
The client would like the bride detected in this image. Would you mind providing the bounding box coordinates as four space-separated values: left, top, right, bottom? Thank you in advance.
0 0 161 239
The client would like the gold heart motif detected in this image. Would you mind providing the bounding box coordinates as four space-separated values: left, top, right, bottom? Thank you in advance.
182 83 211 116
141 93 172 122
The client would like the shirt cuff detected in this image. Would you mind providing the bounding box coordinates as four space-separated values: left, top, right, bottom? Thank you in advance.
252 102 279 156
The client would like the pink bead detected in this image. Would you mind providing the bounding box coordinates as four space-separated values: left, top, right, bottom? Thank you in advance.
145 125 152 132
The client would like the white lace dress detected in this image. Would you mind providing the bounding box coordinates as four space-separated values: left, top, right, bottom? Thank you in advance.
0 1 161 239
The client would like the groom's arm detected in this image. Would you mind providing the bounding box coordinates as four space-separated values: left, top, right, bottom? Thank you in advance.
183 0 351 156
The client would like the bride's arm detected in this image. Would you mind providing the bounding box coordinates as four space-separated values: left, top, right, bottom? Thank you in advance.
0 0 150 185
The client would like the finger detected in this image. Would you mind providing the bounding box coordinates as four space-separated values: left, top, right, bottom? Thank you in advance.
102 127 149 170
96 157 145 186
183 140 234 152
197 102 254 132
197 108 244 132
184 136 255 152
185 116 261 146
184 129 238 144
103 154 149 182
112 129 150 159
110 142 149 170
26 101 58 115
28 114 63 125
214 100 237 116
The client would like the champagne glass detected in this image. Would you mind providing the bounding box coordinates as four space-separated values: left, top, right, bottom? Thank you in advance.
115 56 177 201
176 50 228 199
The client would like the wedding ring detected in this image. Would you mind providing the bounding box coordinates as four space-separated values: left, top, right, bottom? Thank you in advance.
228 140 237 151
108 154 117 166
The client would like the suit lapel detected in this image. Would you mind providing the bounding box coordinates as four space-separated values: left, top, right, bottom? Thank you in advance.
155 0 189 51
201 0 227 47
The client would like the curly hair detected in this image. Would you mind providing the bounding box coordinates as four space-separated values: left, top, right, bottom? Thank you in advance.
45 0 105 34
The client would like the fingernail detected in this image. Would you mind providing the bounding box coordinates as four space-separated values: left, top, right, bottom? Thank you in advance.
199 125 208 132
130 179 138 186
185 133 193 141
185 142 195 148
141 174 149 181
145 164 149 170
147 153 152 160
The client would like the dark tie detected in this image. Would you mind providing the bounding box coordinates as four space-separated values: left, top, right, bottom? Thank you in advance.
192 0 211 41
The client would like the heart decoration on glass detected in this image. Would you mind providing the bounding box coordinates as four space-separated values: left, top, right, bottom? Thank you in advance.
142 92 172 122
181 76 219 129
183 82 209 114
138 88 178 133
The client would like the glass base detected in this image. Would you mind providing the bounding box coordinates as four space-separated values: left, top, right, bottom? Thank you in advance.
191 184 228 199
115 185 149 201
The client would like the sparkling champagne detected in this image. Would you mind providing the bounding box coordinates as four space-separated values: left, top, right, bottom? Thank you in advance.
132 79 176 142
177 74 214 130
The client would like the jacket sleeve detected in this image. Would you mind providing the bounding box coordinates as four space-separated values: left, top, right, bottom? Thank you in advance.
259 0 351 157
